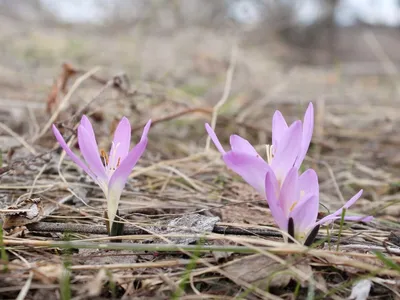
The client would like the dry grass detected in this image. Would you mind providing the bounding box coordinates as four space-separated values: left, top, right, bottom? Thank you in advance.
0 17 400 300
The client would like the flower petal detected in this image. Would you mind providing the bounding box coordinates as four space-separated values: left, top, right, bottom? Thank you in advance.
279 167 299 216
205 123 226 154
295 102 314 168
298 168 319 197
52 124 95 180
80 115 97 142
290 194 319 238
77 125 107 183
270 120 302 182
108 117 131 169
315 190 364 225
140 119 152 142
230 135 259 156
265 171 287 230
223 151 270 196
272 110 288 149
107 137 148 227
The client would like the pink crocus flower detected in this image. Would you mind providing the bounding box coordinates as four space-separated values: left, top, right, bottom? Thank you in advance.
265 167 373 245
52 115 151 231
205 103 314 197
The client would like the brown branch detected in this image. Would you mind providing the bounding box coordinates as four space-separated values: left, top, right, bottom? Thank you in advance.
24 222 349 244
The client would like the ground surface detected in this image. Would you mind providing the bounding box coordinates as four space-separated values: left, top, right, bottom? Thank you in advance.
0 16 400 300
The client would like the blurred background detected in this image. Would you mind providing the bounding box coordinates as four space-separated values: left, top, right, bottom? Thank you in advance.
1 0 400 153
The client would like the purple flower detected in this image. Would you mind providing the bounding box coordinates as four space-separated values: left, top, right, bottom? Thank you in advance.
53 115 151 230
205 103 314 197
265 167 373 244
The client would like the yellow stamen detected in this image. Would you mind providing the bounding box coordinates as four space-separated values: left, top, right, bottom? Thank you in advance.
265 144 274 164
116 157 121 168
289 201 298 212
100 149 109 166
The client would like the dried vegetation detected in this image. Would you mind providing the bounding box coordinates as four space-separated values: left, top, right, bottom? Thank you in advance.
0 11 400 300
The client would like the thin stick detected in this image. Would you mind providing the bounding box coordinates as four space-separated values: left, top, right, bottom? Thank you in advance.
363 31 400 97
25 222 353 243
0 122 37 155
34 66 101 142
205 44 238 151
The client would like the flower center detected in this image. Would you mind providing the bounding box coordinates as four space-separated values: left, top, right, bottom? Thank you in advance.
100 142 122 175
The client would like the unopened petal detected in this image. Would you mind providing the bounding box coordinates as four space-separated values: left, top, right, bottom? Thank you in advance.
295 102 314 168
80 115 97 142
223 151 270 196
106 121 150 228
272 110 288 149
77 125 107 182
52 124 95 181
109 117 131 168
290 194 319 238
230 134 259 156
270 120 302 182
298 168 319 197
205 123 226 154
279 167 299 216
265 171 287 230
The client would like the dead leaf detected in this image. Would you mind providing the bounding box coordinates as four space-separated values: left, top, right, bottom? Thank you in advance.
1 198 45 229
348 279 372 300
150 213 220 245
81 269 108 297
34 263 63 284
46 63 77 114
222 254 292 288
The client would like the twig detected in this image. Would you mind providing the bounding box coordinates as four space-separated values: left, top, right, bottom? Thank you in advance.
34 66 101 143
25 222 348 243
363 30 400 97
0 122 37 155
131 107 212 132
205 44 238 151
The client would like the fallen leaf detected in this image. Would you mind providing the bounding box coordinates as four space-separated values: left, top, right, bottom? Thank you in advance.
1 198 45 229
81 269 108 297
1 196 69 229
46 63 77 114
150 213 220 245
34 263 63 284
348 279 372 300
222 254 293 288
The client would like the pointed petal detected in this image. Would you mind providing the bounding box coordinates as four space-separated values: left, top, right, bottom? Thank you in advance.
290 194 319 238
107 120 151 221
80 115 96 140
298 168 319 197
52 124 95 180
279 167 299 216
295 102 314 168
272 110 288 148
77 125 107 182
107 137 148 227
140 119 152 142
205 123 226 154
265 171 287 230
270 120 302 182
108 117 131 168
230 135 259 156
315 190 364 225
333 190 363 217
315 215 373 226
223 151 270 196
